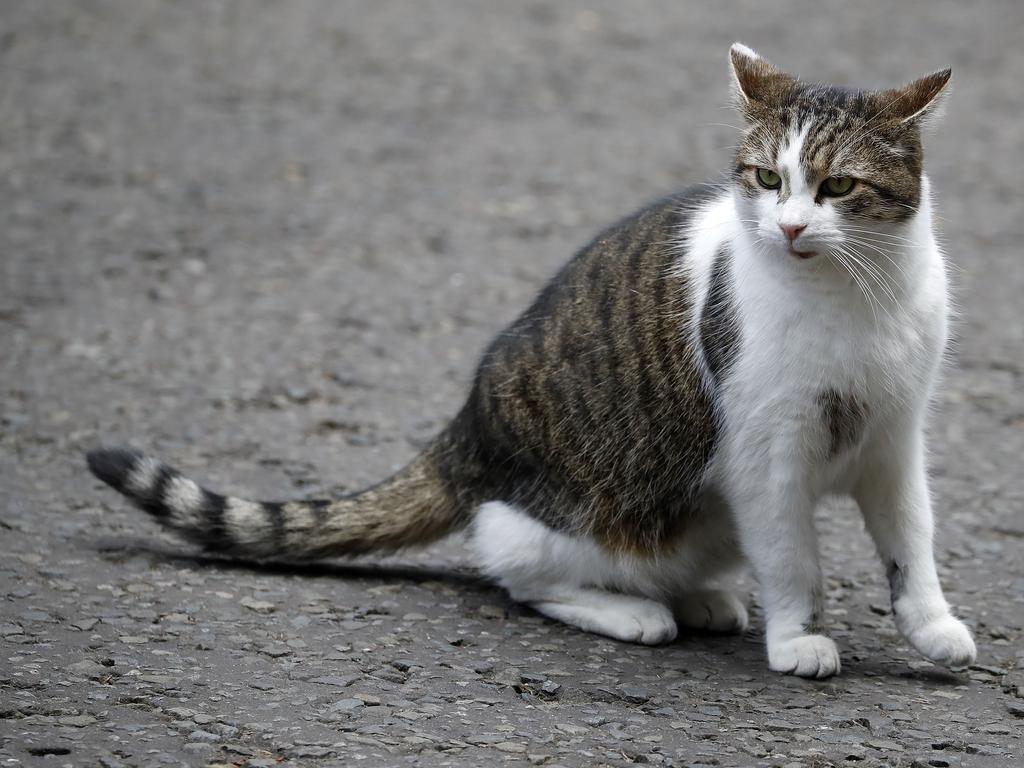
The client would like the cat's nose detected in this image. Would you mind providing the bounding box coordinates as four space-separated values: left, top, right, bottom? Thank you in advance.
779 223 807 242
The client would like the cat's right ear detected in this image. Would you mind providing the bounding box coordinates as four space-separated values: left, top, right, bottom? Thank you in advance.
729 43 796 115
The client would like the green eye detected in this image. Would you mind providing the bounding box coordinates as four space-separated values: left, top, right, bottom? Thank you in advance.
822 176 855 196
756 168 781 189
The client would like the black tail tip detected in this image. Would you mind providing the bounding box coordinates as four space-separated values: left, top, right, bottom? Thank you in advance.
87 447 145 490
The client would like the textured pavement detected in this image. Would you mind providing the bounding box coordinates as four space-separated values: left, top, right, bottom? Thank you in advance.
1 2 1023 766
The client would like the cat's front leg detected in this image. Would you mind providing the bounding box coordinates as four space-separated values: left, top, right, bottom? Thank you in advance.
854 426 976 668
730 477 840 678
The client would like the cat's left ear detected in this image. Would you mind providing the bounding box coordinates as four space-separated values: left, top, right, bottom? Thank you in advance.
879 69 952 126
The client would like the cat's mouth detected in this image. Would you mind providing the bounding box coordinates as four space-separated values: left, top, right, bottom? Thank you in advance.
788 246 817 259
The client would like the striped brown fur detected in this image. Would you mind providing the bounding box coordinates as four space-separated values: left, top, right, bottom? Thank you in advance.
86 442 476 559
699 246 741 387
462 185 721 556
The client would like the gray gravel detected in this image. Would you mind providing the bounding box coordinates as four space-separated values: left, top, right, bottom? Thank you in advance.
2 2 1023 766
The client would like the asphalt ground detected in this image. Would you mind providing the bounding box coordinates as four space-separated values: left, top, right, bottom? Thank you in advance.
1 2 1022 766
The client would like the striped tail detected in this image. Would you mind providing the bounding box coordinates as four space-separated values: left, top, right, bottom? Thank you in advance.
86 443 469 559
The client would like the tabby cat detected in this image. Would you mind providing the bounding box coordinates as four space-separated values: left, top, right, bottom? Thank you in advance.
87 44 976 678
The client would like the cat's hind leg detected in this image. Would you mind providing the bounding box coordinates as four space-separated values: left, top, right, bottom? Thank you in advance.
530 587 678 645
672 589 749 633
660 501 749 634
470 501 678 645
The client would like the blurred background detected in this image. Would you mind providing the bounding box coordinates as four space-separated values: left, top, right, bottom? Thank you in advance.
2 2 1021 480
1 2 1022 765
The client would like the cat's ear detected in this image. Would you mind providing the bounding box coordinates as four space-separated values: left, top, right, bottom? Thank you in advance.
729 43 797 112
879 69 952 126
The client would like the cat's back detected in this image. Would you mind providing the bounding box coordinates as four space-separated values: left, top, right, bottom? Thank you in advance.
481 182 721 371
463 183 728 552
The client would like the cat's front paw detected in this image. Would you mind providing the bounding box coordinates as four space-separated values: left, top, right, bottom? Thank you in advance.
903 613 976 669
768 635 841 679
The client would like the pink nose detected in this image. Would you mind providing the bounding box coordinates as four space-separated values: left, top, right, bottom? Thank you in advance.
780 224 807 242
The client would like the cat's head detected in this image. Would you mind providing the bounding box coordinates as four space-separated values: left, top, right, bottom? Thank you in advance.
728 43 950 262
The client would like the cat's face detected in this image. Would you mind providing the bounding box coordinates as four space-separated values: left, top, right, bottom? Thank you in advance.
728 44 950 263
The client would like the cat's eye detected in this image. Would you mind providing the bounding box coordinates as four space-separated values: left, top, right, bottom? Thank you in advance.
755 168 781 190
821 176 855 196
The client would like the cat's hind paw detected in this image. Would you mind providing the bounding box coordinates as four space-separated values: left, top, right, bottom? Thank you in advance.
673 589 749 633
530 591 678 646
904 613 976 669
768 635 841 679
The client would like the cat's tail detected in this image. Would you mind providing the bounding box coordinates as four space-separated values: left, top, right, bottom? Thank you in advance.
85 438 472 560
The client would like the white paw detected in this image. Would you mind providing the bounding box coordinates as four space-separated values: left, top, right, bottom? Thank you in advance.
768 634 841 679
529 593 678 646
615 599 679 645
903 613 976 669
674 590 749 633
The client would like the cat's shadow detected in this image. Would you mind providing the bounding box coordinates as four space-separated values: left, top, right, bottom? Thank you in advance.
91 535 490 589
90 536 975 688
843 657 970 686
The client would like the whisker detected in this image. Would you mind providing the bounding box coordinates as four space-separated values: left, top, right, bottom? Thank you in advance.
835 245 898 322
843 246 899 304
705 122 745 132
841 227 916 244
831 248 879 324
848 243 914 283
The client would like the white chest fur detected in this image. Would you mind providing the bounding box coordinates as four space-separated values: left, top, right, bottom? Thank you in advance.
685 186 948 496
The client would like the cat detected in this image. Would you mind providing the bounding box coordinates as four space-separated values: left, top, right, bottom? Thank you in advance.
86 43 977 679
